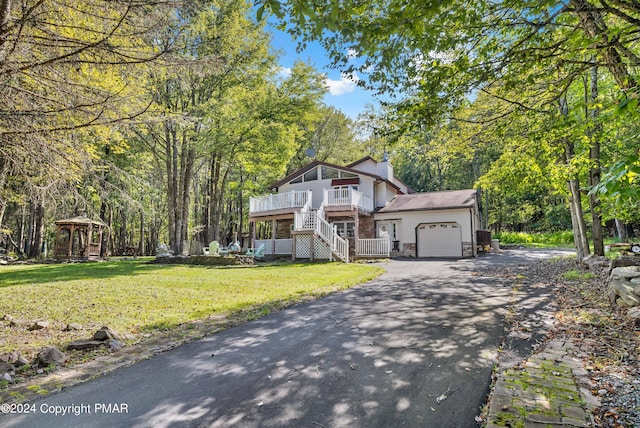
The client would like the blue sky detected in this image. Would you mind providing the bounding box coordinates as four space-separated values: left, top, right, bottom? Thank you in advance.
266 23 377 120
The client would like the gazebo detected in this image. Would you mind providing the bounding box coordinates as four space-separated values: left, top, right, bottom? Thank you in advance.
54 216 106 261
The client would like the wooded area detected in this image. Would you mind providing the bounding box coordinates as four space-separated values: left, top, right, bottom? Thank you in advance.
1 0 639 259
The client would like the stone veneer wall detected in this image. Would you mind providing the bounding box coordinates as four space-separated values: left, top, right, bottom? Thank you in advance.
358 215 375 239
403 243 416 257
462 242 474 257
276 220 294 239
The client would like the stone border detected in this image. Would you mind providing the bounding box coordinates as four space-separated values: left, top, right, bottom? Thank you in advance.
0 314 233 404
486 338 600 427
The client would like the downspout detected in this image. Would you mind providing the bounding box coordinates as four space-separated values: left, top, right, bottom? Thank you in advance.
470 208 475 257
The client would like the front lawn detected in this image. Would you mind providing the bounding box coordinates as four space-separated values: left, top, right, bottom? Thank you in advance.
0 260 383 356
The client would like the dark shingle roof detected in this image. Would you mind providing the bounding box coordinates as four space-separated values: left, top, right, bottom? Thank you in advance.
377 189 477 213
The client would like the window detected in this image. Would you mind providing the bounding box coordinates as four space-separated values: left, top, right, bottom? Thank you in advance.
321 166 339 179
321 166 358 180
289 167 318 184
303 168 318 182
334 221 355 238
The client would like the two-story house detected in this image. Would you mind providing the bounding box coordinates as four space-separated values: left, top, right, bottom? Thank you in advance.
248 156 480 261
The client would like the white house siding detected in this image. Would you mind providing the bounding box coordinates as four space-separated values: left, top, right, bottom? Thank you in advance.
374 182 403 208
279 169 376 211
350 158 378 176
374 208 477 257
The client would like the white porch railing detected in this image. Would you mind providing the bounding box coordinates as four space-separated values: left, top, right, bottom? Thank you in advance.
255 239 293 255
294 211 349 263
250 190 311 214
323 188 374 213
358 238 390 257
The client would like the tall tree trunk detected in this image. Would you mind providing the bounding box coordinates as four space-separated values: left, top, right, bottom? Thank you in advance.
119 208 127 255
587 64 604 256
208 153 223 242
572 0 639 92
28 199 44 258
560 96 590 260
99 201 109 257
165 120 180 254
615 219 628 242
0 0 10 60
139 210 145 256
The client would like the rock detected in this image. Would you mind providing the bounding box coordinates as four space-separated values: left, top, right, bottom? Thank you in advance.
29 321 49 331
0 351 22 364
628 307 640 319
582 255 610 271
9 319 28 327
609 257 640 275
93 326 120 341
2 314 13 322
64 323 82 331
108 340 125 350
611 266 640 280
9 350 21 362
609 267 640 307
66 340 105 351
0 361 14 374
15 357 29 367
37 346 68 366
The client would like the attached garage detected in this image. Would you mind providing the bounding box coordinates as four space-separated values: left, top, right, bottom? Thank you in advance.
374 189 481 258
417 222 462 257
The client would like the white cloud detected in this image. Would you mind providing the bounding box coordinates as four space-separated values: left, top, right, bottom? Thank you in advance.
325 72 359 96
277 67 292 79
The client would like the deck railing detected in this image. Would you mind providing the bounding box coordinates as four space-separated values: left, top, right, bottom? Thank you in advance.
294 211 349 262
250 190 311 214
255 239 293 255
323 188 373 213
358 238 390 257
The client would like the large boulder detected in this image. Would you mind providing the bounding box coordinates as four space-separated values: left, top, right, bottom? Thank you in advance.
609 267 640 307
93 326 120 341
37 346 68 366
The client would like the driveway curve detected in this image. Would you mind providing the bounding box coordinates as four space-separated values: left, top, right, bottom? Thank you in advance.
1 249 573 428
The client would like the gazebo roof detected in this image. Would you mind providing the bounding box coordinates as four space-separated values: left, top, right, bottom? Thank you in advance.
54 216 106 226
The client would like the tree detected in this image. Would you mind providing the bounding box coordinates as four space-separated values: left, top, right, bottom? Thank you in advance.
0 0 183 256
259 0 640 258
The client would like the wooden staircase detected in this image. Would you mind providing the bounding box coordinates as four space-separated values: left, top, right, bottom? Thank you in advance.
294 211 349 263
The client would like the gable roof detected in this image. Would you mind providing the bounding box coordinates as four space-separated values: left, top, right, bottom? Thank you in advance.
270 159 404 193
347 155 415 194
346 156 377 168
377 189 477 213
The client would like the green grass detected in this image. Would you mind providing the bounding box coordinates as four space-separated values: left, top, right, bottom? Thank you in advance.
494 231 575 247
562 269 596 281
0 260 383 354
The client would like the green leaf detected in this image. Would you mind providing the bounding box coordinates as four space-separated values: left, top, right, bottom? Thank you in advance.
256 5 265 22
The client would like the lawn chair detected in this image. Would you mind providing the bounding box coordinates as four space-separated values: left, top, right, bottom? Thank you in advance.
203 241 220 256
246 243 265 259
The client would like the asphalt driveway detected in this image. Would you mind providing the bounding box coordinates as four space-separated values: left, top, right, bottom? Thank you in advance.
2 249 572 428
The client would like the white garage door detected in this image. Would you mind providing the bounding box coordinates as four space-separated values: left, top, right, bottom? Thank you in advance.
417 222 462 257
